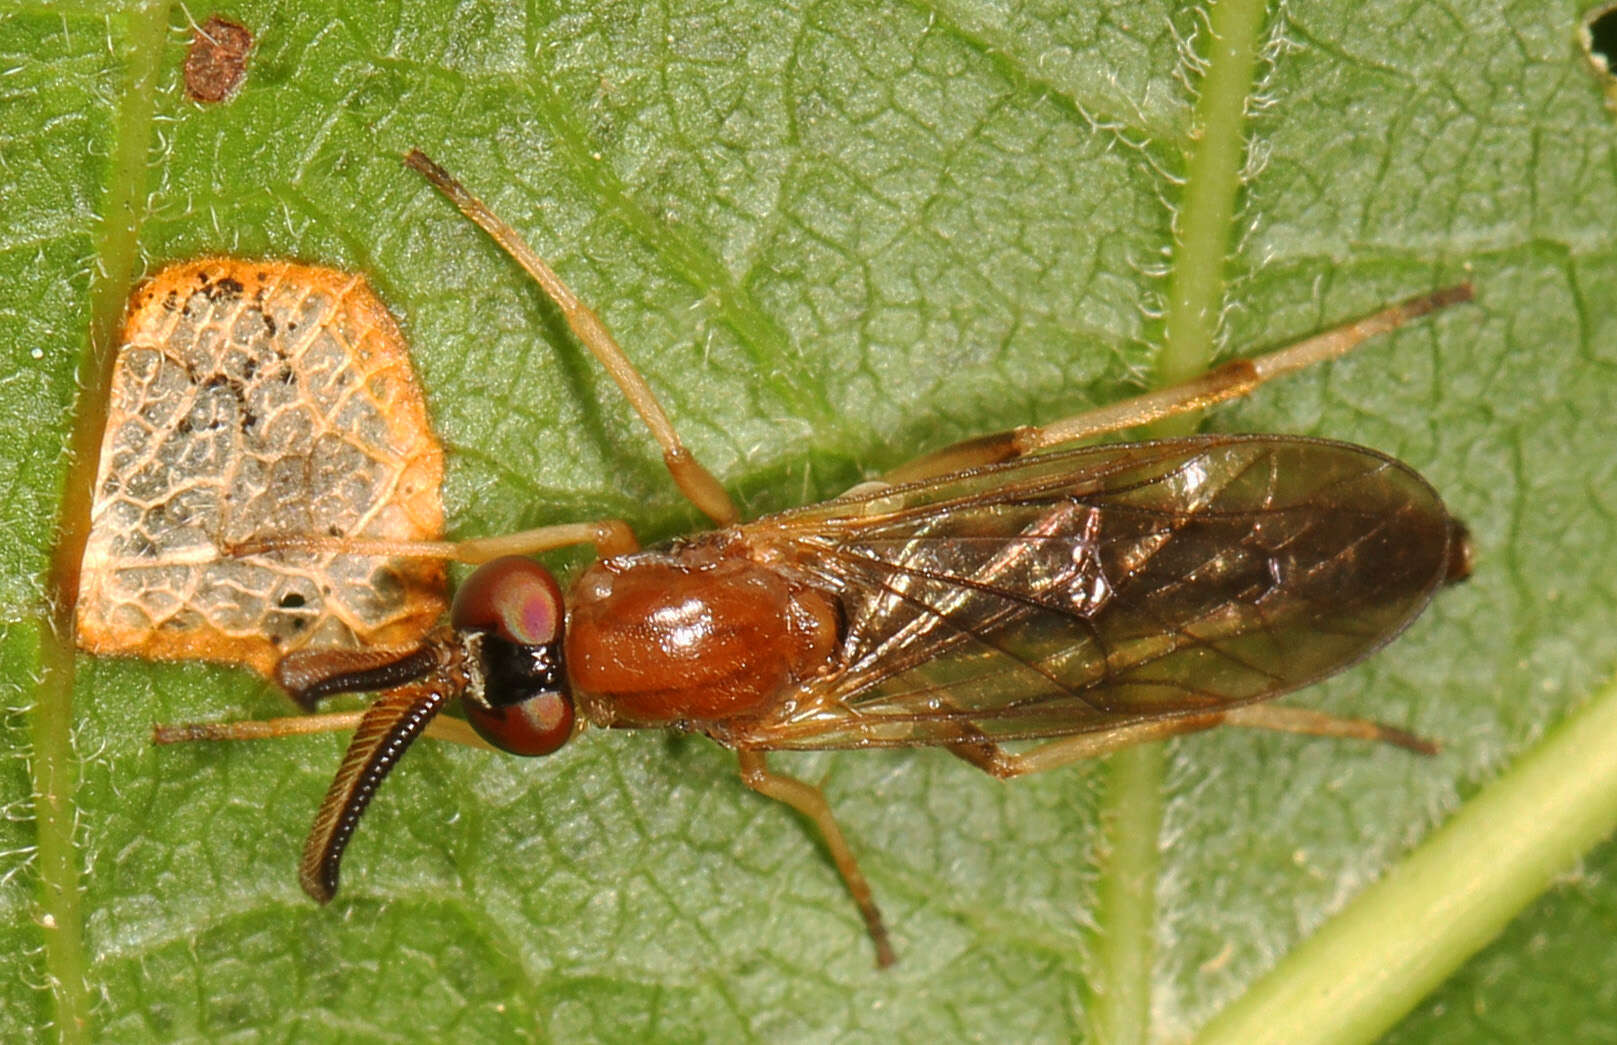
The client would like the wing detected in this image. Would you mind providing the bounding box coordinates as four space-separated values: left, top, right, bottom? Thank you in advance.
724 434 1463 750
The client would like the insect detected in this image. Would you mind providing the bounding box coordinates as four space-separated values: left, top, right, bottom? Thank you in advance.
153 150 1475 968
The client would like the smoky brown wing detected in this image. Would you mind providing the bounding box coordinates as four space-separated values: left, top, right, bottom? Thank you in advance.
733 435 1460 750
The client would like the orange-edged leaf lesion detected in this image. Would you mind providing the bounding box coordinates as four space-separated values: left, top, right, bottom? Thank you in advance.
76 259 446 677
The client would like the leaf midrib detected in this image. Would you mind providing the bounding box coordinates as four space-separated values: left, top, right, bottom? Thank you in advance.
1085 1 1270 1042
35 4 174 1041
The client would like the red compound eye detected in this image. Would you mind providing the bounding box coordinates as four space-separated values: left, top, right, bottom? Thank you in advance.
452 556 563 645
464 690 574 757
452 557 573 757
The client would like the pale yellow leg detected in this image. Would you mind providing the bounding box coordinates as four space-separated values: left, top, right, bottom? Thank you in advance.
886 285 1473 484
947 713 1227 779
1220 704 1437 755
152 710 495 751
948 705 1435 780
737 749 896 968
406 150 738 527
228 517 640 563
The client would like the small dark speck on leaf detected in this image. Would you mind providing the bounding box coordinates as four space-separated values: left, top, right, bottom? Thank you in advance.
1582 5 1617 109
202 275 245 301
185 15 254 103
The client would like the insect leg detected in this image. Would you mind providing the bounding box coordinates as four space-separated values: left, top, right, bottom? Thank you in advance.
406 150 738 527
444 519 641 560
947 704 1435 780
886 285 1474 484
152 709 492 749
229 518 640 563
737 749 896 968
946 715 1227 779
1218 704 1437 754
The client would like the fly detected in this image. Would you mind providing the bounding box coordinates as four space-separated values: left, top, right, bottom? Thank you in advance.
153 151 1475 968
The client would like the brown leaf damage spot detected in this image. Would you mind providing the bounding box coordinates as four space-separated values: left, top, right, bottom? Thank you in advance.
76 260 447 677
184 15 253 103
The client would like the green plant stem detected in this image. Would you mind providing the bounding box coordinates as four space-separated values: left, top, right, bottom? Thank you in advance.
1197 672 1617 1045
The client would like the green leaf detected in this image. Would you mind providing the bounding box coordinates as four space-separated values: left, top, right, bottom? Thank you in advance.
4 0 1615 1040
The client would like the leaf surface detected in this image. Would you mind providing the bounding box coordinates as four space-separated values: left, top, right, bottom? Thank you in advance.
3 1 1615 1040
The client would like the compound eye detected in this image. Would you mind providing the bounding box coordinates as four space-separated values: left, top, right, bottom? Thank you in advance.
454 557 572 757
465 689 575 756
452 556 563 646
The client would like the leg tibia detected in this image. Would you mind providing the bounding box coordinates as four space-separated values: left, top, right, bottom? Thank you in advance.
947 702 1436 780
737 750 895 967
887 286 1473 485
